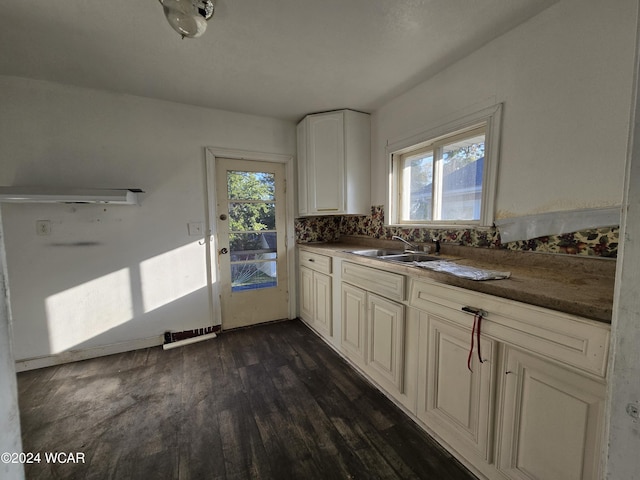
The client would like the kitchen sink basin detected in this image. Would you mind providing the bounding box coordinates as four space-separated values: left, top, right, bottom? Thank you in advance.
347 249 406 257
347 249 440 263
378 253 441 263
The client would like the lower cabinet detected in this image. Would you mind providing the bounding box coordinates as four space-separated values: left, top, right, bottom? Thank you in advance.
496 347 605 480
367 292 405 394
341 282 367 367
299 256 332 339
299 251 610 480
301 267 332 337
341 281 405 397
299 266 314 322
312 271 333 336
417 313 496 463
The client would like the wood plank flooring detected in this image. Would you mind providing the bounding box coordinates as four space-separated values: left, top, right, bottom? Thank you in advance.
17 319 477 480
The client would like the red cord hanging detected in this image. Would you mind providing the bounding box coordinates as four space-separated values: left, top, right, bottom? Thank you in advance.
467 312 484 372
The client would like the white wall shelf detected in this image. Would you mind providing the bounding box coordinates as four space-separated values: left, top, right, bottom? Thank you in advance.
0 187 143 205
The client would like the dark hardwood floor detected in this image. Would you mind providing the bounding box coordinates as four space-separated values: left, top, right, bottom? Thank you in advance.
17 319 477 480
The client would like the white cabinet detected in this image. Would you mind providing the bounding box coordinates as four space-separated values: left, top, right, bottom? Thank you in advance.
299 266 314 321
367 292 405 394
341 282 367 367
409 276 609 480
298 250 610 480
297 109 370 216
299 251 333 339
340 261 406 399
417 313 496 464
340 281 406 396
313 273 332 337
496 347 605 480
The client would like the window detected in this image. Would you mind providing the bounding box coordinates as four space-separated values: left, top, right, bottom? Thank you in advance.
388 104 501 227
398 126 485 223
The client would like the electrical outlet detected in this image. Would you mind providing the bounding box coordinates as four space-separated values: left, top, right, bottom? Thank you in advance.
36 220 51 236
188 222 203 236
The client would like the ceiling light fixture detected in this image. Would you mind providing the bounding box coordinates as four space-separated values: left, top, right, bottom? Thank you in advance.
159 0 215 39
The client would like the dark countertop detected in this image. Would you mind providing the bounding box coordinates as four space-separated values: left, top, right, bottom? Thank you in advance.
298 237 616 324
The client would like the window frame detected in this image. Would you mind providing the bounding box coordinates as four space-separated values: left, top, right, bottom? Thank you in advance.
386 103 502 228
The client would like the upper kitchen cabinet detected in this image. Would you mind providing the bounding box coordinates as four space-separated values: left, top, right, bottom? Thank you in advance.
297 109 371 216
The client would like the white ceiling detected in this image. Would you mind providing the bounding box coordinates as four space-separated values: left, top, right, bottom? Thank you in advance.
0 0 557 122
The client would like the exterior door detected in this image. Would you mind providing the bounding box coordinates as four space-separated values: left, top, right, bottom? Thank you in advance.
215 158 288 329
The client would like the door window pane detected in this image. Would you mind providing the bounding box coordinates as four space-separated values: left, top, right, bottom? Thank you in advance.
231 261 277 291
226 168 278 292
227 171 275 200
228 202 275 231
229 232 276 254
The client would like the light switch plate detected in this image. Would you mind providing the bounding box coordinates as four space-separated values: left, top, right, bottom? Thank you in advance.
188 222 203 236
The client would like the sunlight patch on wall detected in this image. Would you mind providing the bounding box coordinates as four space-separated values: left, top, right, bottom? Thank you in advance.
46 268 133 353
140 240 207 314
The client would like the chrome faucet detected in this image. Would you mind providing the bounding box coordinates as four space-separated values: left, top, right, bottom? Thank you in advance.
434 238 441 255
392 235 419 252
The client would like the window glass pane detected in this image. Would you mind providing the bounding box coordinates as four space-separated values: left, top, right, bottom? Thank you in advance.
227 171 275 201
229 232 276 253
229 202 275 231
230 250 276 262
401 151 433 221
231 261 277 291
439 134 485 221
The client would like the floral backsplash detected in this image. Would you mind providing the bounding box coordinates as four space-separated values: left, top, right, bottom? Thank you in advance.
295 205 619 257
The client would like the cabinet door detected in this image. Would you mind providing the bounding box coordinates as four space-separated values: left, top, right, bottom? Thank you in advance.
307 112 344 214
299 266 314 323
418 314 496 462
497 347 605 480
367 293 405 393
341 282 367 365
313 272 332 336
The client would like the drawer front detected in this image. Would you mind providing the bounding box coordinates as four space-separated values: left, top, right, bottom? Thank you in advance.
409 278 610 377
299 250 332 275
342 261 405 301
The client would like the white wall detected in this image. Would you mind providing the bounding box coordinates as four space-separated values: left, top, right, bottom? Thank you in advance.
0 76 295 363
372 0 637 219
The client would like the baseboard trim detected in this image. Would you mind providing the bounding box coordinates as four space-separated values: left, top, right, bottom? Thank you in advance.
14 335 164 372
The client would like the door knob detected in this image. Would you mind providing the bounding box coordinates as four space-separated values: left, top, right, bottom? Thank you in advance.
219 247 228 254
219 214 227 220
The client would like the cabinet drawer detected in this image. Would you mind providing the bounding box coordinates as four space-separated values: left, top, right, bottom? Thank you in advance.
342 262 405 301
409 278 610 377
299 250 332 274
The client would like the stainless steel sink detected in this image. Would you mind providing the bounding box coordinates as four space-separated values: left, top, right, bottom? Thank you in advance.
378 253 441 263
346 249 406 257
347 249 440 263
